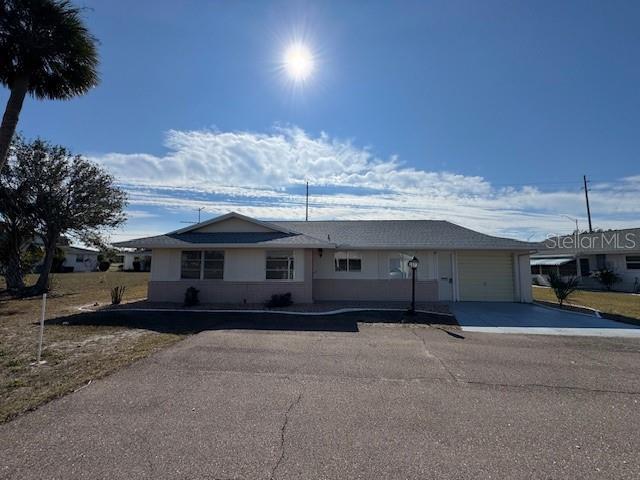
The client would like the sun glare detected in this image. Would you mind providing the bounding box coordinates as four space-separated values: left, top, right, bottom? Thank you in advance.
283 43 315 82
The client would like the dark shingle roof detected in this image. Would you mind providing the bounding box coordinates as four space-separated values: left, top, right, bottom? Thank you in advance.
274 220 535 250
114 231 332 249
114 213 536 251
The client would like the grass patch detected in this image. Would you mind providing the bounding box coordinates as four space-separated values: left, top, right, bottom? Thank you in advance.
533 286 640 324
0 272 185 423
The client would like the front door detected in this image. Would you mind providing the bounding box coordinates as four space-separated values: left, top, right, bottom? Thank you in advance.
437 252 454 301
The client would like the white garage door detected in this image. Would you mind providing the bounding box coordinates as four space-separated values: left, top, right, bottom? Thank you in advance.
457 251 515 301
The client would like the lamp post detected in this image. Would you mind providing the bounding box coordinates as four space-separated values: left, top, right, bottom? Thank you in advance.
407 256 419 315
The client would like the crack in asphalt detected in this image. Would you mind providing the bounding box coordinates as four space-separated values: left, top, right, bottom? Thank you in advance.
269 391 303 480
465 380 640 395
411 330 459 383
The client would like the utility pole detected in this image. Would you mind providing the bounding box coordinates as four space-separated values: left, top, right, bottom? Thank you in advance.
305 181 309 221
583 175 593 233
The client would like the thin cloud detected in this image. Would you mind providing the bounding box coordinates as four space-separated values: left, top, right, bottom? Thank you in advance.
90 127 640 240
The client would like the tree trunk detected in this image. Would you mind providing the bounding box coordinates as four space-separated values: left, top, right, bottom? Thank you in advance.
0 77 29 171
33 233 59 294
3 252 25 293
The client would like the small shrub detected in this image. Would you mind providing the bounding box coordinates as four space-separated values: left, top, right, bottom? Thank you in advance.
132 260 141 272
110 285 126 305
98 261 111 272
548 271 580 308
184 286 200 306
266 292 293 308
591 268 621 291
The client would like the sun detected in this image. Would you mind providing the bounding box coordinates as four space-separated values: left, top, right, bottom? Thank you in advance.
283 43 315 82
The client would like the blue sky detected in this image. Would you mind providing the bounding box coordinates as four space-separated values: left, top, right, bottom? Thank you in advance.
3 0 640 241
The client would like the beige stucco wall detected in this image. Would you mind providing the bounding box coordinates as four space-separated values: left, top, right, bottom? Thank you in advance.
148 246 530 304
312 249 436 281
517 253 533 302
150 248 305 282
150 249 180 281
147 249 312 303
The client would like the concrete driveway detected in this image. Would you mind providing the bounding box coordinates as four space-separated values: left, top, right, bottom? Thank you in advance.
1 318 639 479
452 302 640 337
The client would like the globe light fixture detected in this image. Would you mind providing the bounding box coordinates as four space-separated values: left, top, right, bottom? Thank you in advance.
407 256 419 315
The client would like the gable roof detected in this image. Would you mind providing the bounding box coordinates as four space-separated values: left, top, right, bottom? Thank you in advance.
275 220 535 250
169 211 295 235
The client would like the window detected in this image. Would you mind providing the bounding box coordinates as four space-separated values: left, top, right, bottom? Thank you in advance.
626 256 640 270
334 251 361 272
203 251 224 279
75 254 85 263
388 254 412 278
181 250 225 279
266 250 294 280
181 251 202 279
596 254 607 270
579 258 590 276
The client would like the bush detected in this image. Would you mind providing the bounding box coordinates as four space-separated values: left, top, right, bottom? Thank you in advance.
592 268 621 291
548 271 580 308
98 261 111 272
110 285 126 305
132 260 141 272
184 286 200 306
266 292 293 308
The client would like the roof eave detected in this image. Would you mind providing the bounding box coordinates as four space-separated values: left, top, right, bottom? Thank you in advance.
332 244 536 251
113 242 335 249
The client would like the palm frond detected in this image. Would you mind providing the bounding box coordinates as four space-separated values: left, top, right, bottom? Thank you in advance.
0 0 99 99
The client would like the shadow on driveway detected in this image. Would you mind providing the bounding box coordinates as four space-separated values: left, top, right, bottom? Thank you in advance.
46 309 458 334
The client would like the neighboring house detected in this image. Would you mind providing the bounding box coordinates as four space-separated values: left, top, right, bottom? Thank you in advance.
59 245 99 273
123 249 152 272
531 228 640 292
114 212 536 304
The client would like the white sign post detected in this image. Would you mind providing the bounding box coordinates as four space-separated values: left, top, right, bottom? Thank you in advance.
32 293 48 366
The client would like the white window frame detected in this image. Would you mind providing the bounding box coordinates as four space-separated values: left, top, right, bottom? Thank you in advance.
181 250 225 280
334 251 362 272
388 253 412 279
265 250 295 281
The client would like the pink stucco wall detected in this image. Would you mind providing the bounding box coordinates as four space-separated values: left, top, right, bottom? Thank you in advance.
312 279 438 302
148 280 312 304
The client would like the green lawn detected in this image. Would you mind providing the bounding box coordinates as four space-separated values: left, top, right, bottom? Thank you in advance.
533 286 640 322
0 272 185 423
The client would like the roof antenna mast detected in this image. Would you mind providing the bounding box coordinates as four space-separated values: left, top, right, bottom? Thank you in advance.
305 181 309 221
180 207 204 225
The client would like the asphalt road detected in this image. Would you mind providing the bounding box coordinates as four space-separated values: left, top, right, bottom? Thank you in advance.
2 320 639 479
